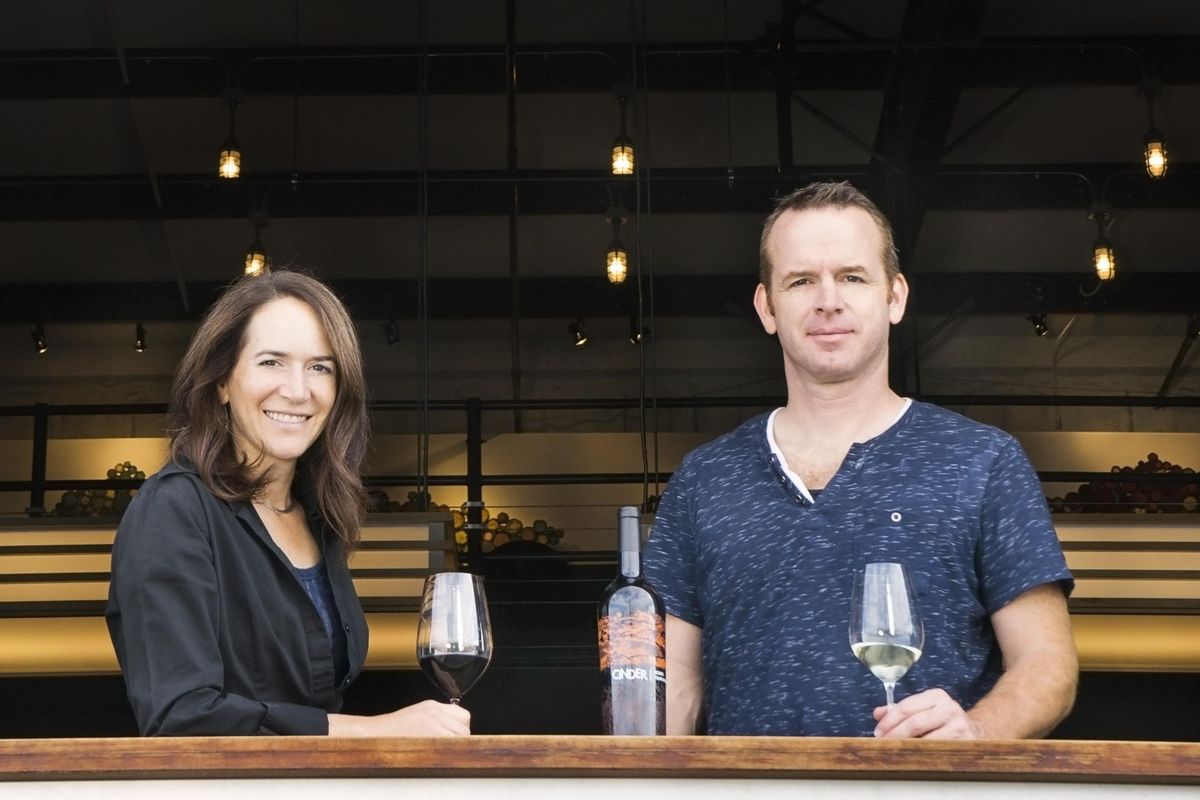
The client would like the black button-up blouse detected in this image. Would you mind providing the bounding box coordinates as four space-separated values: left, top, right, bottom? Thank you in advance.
106 461 369 735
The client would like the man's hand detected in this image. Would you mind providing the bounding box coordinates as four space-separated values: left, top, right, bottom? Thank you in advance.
872 583 1077 740
872 688 984 739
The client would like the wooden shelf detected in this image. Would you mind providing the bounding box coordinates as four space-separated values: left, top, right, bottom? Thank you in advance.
0 736 1197 784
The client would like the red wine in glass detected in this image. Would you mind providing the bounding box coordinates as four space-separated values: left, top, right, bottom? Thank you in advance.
419 652 492 701
416 572 493 703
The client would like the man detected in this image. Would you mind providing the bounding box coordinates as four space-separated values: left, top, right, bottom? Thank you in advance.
643 182 1077 738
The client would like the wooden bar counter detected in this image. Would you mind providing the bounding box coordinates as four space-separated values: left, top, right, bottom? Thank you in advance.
0 737 1197 799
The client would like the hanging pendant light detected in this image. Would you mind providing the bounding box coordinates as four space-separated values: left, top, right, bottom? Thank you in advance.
1141 81 1168 179
1089 205 1116 282
1092 239 1116 282
605 206 629 284
244 236 269 276
134 323 147 352
244 213 270 276
606 243 628 284
611 95 635 175
1144 128 1168 179
218 91 243 179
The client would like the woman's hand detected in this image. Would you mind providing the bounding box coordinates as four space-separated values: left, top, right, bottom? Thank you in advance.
328 699 471 737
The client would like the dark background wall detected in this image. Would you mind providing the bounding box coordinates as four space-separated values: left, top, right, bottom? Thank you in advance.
3 669 1197 740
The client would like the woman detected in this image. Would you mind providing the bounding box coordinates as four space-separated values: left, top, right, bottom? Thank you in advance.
106 270 468 736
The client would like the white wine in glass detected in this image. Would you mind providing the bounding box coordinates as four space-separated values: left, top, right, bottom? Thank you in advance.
416 572 493 704
849 562 924 707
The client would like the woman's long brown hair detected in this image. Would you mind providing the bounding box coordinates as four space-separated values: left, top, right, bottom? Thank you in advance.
168 270 369 550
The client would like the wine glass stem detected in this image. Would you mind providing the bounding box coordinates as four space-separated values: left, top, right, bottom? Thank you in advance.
884 682 896 708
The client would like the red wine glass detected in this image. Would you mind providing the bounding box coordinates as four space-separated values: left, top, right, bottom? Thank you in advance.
416 572 493 704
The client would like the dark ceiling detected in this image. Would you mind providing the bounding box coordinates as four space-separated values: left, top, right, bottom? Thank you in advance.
1 0 1198 325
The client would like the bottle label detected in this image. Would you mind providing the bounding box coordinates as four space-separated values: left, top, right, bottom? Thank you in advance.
599 610 665 735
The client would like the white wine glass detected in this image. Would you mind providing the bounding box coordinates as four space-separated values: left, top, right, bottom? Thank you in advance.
416 572 493 704
849 562 924 707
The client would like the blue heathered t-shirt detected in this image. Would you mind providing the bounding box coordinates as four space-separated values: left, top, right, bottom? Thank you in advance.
643 401 1073 736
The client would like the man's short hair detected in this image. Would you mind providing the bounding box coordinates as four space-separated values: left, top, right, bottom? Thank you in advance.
758 181 901 288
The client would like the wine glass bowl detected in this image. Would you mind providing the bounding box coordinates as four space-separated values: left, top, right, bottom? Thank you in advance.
849 562 924 707
416 572 493 704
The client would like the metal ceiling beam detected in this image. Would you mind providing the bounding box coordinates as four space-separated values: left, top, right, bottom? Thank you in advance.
3 273 1197 324
1 165 1196 221
867 0 987 393
86 0 191 316
1156 313 1200 398
1 37 1198 99
868 0 988 259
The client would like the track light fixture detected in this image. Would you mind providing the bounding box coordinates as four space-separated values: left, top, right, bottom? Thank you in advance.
244 212 270 276
1025 313 1049 337
611 95 634 175
31 324 47 355
569 319 588 347
605 206 629 285
218 89 242 180
629 310 649 345
1089 204 1116 282
382 319 401 346
134 323 146 352
1141 80 1168 179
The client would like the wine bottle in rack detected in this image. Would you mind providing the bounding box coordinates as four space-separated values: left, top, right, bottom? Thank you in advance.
597 505 665 735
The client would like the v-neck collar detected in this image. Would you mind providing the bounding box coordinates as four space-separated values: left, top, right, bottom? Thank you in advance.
764 398 913 504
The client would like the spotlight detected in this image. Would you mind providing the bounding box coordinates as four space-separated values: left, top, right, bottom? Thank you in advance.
382 319 400 346
605 206 628 285
218 90 242 180
569 319 588 347
1026 314 1049 337
629 311 649 345
610 95 634 175
31 324 47 355
134 323 146 352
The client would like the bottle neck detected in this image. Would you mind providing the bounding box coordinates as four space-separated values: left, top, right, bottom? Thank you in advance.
617 510 642 579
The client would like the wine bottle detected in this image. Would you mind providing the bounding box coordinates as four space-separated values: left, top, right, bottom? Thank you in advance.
597 505 665 735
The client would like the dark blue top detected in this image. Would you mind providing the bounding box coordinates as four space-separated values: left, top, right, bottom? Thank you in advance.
293 559 350 688
643 401 1073 736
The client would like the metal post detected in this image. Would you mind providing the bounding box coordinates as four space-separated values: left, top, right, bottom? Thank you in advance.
29 403 48 516
464 397 484 571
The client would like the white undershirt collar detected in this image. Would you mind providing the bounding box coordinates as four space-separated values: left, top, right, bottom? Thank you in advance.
766 398 912 504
